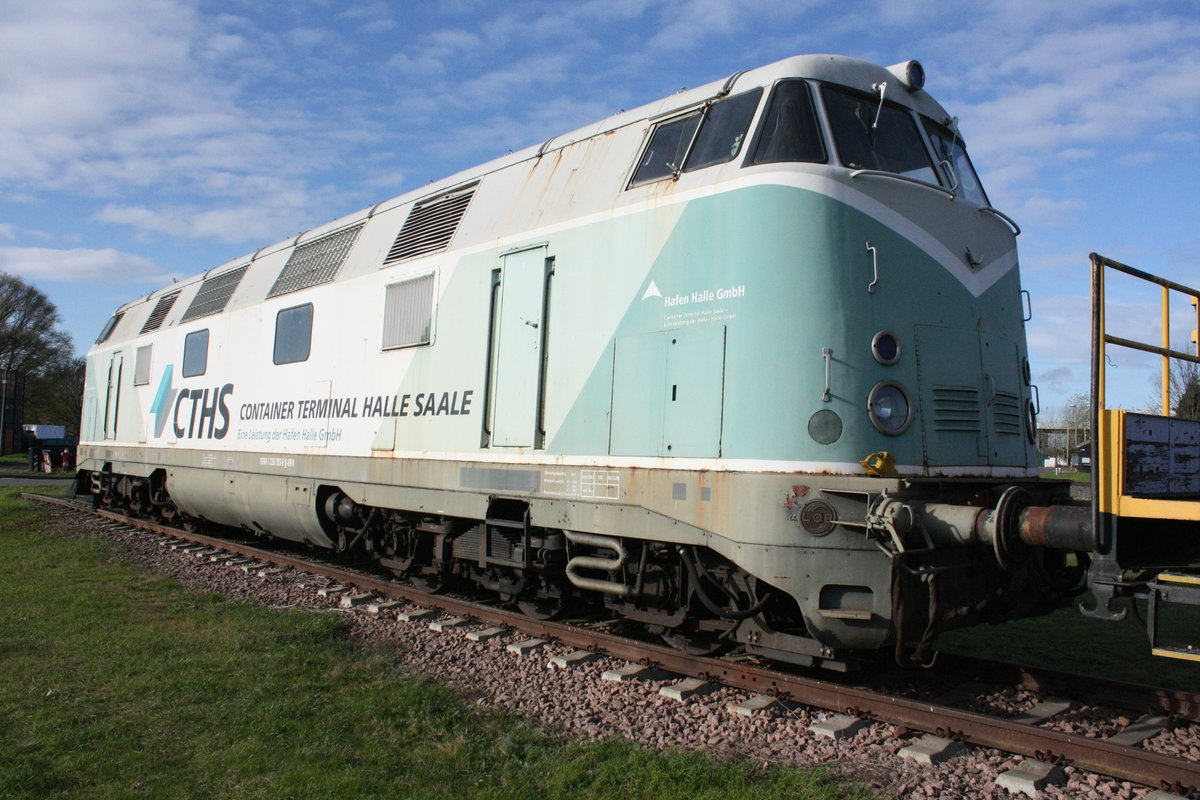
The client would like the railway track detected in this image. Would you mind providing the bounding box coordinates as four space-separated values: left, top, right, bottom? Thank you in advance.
25 492 1200 798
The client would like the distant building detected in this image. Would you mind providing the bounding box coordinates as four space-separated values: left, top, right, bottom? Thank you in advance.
0 369 25 456
1071 441 1092 472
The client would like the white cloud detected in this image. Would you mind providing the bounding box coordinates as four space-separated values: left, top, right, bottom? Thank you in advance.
96 196 315 246
424 28 484 54
1020 250 1089 275
1057 148 1097 162
0 2 220 184
286 27 334 49
0 224 14 241
0 0 376 223
337 2 394 27
385 28 485 78
641 0 828 52
0 246 169 285
359 17 397 35
1011 195 1087 228
935 13 1200 202
386 51 446 77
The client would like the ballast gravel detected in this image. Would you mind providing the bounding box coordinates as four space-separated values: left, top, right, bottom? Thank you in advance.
47 510 1197 800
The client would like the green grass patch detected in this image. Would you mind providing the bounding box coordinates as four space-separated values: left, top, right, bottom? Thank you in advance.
0 471 77 482
0 487 864 800
5 484 67 499
1037 469 1091 483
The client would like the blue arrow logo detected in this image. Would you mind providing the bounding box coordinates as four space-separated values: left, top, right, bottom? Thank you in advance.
149 365 177 438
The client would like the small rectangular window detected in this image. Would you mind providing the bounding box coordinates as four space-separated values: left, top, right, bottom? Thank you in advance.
382 273 436 349
750 81 826 165
182 330 209 377
96 312 124 344
683 88 762 171
274 303 313 365
630 112 701 186
134 345 153 386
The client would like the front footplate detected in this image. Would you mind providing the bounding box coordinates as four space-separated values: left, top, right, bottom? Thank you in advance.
1147 571 1200 662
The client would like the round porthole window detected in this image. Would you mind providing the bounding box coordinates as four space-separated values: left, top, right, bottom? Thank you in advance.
867 381 913 435
871 331 901 366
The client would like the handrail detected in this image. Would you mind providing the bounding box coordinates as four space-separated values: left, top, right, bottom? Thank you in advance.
978 206 1021 236
848 169 956 199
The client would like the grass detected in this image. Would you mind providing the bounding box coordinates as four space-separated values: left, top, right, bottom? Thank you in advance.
0 487 864 800
0 471 77 481
1037 469 1091 483
0 451 77 479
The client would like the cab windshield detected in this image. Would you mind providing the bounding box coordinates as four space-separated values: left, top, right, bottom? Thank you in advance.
821 86 937 185
923 118 989 207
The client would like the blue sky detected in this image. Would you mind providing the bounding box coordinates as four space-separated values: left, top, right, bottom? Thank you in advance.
1 0 1198 419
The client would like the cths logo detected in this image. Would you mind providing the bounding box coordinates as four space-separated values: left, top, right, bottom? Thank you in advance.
150 365 234 440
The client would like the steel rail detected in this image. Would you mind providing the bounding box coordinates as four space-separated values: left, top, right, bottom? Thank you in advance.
26 494 1200 796
934 653 1200 722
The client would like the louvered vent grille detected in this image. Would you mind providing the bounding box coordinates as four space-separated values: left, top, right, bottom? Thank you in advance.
931 386 982 432
268 223 364 298
992 391 1023 435
182 265 249 322
383 185 476 265
139 292 180 335
382 273 436 349
133 345 152 386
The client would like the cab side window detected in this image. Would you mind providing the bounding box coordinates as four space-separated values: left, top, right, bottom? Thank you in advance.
629 88 763 187
630 114 701 186
685 88 763 171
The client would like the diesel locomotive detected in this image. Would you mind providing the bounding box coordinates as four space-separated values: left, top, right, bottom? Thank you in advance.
76 54 1113 668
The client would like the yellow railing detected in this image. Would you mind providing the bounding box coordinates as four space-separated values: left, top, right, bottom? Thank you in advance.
1090 253 1200 524
1092 253 1200 412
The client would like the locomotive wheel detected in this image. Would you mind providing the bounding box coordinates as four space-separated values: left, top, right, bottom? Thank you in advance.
516 592 566 621
409 570 447 594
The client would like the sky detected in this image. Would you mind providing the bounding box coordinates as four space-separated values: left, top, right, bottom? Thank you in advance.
1 0 1198 420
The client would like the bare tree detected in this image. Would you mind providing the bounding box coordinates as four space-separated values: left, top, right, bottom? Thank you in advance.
1061 391 1091 464
1170 360 1200 420
1141 348 1200 420
24 355 85 437
0 273 74 373
0 272 82 435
